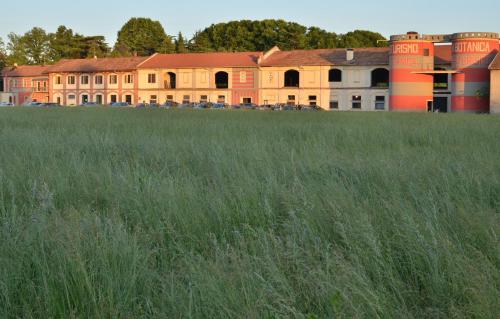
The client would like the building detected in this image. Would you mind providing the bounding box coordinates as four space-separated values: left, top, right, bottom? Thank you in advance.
258 46 390 110
45 56 148 106
489 53 500 113
0 65 50 105
1 31 499 112
136 52 261 105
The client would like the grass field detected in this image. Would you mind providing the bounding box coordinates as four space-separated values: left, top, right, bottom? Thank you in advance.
0 108 499 318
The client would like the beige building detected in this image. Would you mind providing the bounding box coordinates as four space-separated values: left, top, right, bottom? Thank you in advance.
489 54 500 114
258 47 390 110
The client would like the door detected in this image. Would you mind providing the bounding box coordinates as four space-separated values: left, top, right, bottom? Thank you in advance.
433 97 448 113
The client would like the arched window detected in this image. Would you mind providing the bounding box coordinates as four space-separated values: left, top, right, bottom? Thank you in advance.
284 70 300 87
215 72 229 89
371 68 389 87
166 72 176 89
329 69 342 82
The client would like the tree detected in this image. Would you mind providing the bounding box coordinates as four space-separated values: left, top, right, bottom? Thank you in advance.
6 33 29 65
337 30 388 48
175 32 188 53
19 27 51 64
305 27 337 49
0 37 6 70
188 31 212 52
114 18 172 56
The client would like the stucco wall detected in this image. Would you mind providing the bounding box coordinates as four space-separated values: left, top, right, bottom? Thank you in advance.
491 70 500 114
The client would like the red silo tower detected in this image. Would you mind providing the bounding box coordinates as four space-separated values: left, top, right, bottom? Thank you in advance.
389 32 435 112
451 32 499 113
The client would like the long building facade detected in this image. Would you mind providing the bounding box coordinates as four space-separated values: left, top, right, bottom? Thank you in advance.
2 31 500 113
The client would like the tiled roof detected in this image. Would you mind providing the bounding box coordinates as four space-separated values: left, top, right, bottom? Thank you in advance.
45 56 149 73
1 65 50 77
489 52 500 70
138 52 262 69
435 45 452 65
259 48 390 67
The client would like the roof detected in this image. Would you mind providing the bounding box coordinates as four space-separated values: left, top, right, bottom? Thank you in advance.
45 56 149 73
434 45 452 65
1 65 50 77
489 52 500 70
259 48 390 67
138 52 262 69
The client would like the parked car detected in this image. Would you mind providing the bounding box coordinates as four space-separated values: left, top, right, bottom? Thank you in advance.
212 103 226 109
283 105 298 111
161 102 178 108
0 102 14 107
257 104 273 111
177 103 194 109
40 103 60 108
240 103 258 110
193 103 209 109
80 102 98 107
110 102 129 107
135 103 148 109
149 103 160 108
24 102 43 107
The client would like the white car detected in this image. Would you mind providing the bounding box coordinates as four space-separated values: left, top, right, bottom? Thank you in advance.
0 102 14 107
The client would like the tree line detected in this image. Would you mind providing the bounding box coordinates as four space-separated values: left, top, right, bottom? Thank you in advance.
0 18 387 69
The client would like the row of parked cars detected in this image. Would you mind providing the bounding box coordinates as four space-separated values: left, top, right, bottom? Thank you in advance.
128 102 321 111
2 101 322 111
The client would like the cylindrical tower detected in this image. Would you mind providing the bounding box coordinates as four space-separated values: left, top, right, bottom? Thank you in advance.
389 32 435 112
451 32 499 112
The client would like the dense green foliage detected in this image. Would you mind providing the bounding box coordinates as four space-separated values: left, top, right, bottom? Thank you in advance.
0 19 387 67
4 26 110 66
188 20 386 52
114 18 174 56
0 108 498 318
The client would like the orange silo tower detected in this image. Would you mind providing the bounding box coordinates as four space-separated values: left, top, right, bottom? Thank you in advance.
389 32 435 112
451 32 499 113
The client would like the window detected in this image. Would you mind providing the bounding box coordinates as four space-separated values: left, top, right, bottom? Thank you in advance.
200 95 208 103
150 95 157 104
166 72 176 89
330 101 339 109
148 74 156 84
352 96 362 109
309 95 317 106
287 95 296 105
371 68 389 88
242 98 252 104
109 75 118 84
110 95 117 103
240 71 247 83
284 70 299 87
95 75 103 85
68 94 76 100
329 69 342 82
375 96 385 110
124 74 134 84
81 75 89 85
215 72 229 89
68 76 76 85
217 95 225 103
183 95 190 104
166 95 174 102
434 68 448 90
125 95 132 105
424 49 430 56
55 76 62 85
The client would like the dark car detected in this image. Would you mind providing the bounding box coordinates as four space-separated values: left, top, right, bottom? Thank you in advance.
240 103 257 110
135 103 148 109
110 102 129 107
80 102 98 107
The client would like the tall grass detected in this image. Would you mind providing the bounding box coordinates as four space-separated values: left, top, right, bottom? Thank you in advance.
0 108 498 318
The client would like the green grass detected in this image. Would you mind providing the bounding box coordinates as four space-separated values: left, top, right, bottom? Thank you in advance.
0 108 499 318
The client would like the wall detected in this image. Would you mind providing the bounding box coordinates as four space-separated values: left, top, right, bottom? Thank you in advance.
491 70 500 113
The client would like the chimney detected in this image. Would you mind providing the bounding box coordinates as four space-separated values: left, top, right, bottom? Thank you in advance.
346 49 354 61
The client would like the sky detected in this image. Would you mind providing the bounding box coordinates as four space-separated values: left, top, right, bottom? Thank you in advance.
1 0 500 46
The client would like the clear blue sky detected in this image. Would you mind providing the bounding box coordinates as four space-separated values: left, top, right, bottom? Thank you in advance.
1 0 499 45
